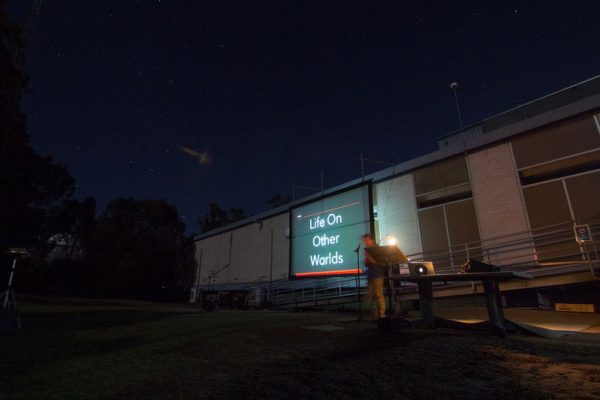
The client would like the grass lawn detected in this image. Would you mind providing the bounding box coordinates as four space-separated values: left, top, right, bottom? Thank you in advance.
1 298 600 399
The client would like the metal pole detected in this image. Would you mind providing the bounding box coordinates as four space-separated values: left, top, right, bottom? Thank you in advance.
3 257 18 309
7 257 17 288
195 248 203 301
360 152 364 181
450 82 463 131
593 243 600 277
386 260 393 317
355 244 362 319
320 171 324 193
268 228 273 306
583 242 596 277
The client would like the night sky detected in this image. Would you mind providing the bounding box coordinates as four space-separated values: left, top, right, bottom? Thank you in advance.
15 1 600 234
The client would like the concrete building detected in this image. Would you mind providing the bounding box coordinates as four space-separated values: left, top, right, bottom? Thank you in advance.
191 76 600 307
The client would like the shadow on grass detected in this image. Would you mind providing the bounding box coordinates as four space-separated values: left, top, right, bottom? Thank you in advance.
2 308 598 400
217 329 558 400
0 307 199 387
20 309 186 332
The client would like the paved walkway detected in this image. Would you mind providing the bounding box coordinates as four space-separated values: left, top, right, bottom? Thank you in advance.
413 305 600 341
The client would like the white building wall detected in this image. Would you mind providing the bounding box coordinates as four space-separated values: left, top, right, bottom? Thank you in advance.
193 232 231 286
468 143 535 265
260 214 291 281
374 174 422 256
194 212 290 287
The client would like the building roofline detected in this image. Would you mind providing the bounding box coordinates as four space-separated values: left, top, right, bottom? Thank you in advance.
438 75 600 140
196 79 600 241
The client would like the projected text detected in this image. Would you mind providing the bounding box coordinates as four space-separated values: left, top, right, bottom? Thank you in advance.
290 186 371 277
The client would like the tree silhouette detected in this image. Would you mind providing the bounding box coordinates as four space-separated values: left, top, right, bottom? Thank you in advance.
198 203 246 233
87 198 195 300
267 194 292 209
228 207 246 222
0 4 75 253
49 197 96 260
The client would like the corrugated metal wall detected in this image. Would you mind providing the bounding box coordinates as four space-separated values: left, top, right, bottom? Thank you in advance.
194 213 290 288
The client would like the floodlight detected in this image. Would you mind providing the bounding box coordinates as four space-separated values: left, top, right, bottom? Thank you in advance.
384 235 397 246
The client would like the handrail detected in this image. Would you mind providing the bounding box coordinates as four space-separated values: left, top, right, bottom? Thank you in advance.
193 218 600 308
269 218 600 307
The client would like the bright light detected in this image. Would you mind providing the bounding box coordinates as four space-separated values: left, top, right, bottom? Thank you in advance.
385 235 397 246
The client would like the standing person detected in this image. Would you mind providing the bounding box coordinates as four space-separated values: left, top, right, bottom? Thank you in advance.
362 234 386 320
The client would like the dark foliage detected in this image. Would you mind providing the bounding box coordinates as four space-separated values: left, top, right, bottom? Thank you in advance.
267 194 292 209
0 3 75 254
47 197 96 260
86 198 195 300
198 202 246 233
1 5 194 301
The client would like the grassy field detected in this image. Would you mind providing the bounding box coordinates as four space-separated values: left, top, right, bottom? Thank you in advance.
1 298 600 399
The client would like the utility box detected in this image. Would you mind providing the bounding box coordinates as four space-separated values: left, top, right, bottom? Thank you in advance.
247 287 267 308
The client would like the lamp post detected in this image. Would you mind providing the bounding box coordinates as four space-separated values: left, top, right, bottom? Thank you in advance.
450 82 463 131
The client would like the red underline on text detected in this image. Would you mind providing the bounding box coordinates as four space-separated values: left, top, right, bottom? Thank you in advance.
294 268 363 277
301 201 360 219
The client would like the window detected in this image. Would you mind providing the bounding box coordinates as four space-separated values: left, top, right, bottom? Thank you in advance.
522 181 572 229
414 156 472 208
418 199 481 270
516 114 600 262
566 171 600 223
512 115 600 169
418 206 447 254
446 200 480 247
518 149 600 185
522 181 581 262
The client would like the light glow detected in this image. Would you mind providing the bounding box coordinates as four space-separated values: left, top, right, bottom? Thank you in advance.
384 235 397 246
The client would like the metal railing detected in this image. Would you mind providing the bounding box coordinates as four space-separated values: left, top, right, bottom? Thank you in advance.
407 219 600 274
268 218 600 308
271 275 365 307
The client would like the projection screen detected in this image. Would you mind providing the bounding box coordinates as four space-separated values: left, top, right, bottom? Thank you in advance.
290 183 372 278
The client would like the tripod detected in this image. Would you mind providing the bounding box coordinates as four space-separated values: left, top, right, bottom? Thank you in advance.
1 257 18 308
1 249 26 334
